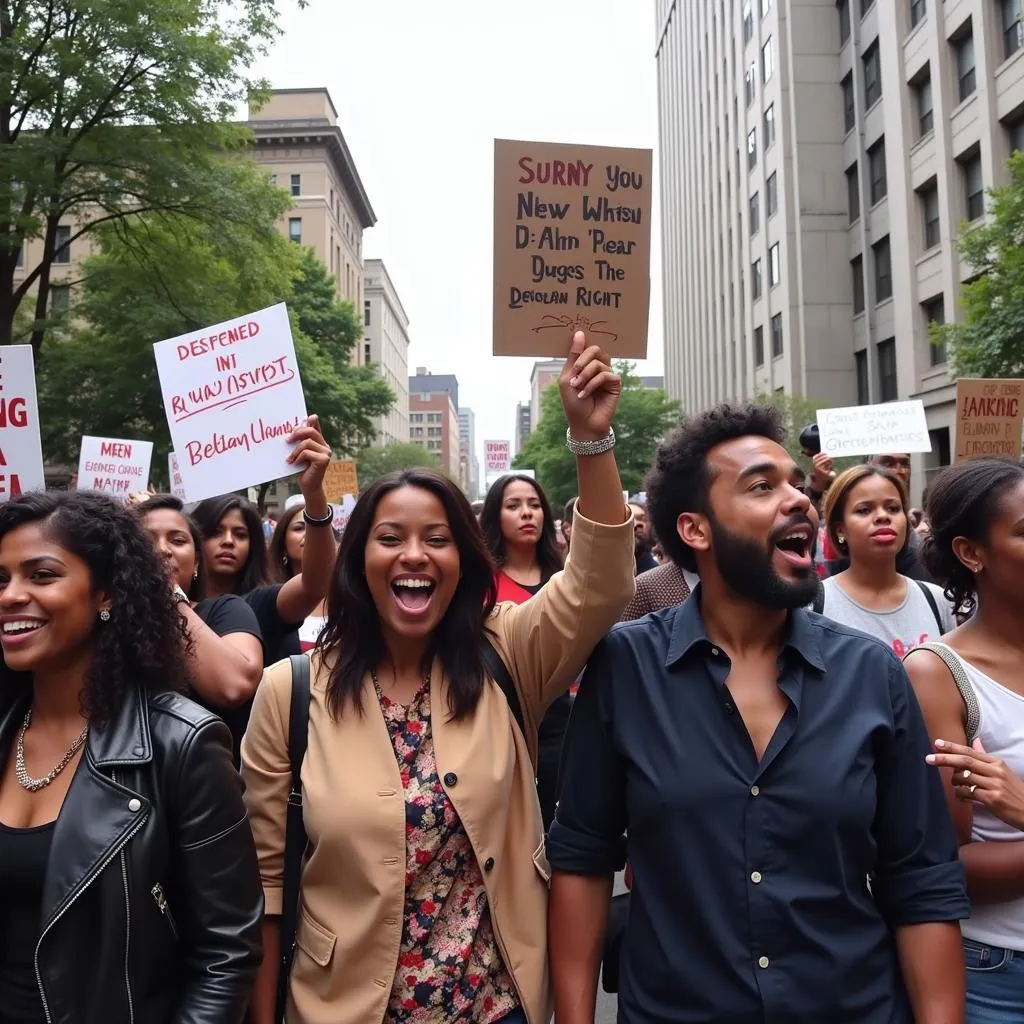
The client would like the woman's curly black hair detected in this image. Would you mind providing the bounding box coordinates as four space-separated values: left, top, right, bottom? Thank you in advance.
0 491 192 722
922 457 1024 616
646 403 786 571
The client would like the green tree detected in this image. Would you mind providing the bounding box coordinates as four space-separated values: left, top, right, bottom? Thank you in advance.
513 362 682 507
931 151 1024 377
356 442 439 486
755 391 829 464
1 0 304 351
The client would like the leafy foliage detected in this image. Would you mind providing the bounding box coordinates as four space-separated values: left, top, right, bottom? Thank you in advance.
931 151 1024 378
1 0 305 350
356 443 440 487
512 362 682 507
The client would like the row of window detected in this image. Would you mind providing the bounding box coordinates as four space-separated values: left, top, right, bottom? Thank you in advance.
746 105 777 171
752 312 784 367
742 0 775 45
750 243 781 299
743 38 774 106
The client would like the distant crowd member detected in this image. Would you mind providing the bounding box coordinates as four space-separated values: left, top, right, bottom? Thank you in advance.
562 496 577 549
548 403 967 1024
627 499 657 574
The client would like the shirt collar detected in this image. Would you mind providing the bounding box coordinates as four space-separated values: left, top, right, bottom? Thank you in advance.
665 582 826 672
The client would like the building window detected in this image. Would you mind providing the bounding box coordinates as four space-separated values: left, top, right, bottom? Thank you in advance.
963 152 984 220
1004 0 1023 59
838 0 850 43
1008 114 1024 154
269 173 277 186
754 325 765 366
841 73 855 133
364 342 371 363
863 40 882 107
868 137 887 204
50 283 69 316
364 300 371 326
53 225 70 264
956 31 976 101
920 182 940 248
873 235 892 301
770 312 784 357
750 192 760 235
847 163 860 222
289 173 301 197
855 350 869 405
922 294 947 365
747 128 757 169
745 62 756 106
762 38 774 83
916 74 933 137
910 0 926 29
763 103 777 148
769 242 781 286
766 171 778 217
288 217 302 243
877 338 897 402
761 0 774 16
743 1 754 41
852 255 865 314
752 259 763 299
860 0 875 13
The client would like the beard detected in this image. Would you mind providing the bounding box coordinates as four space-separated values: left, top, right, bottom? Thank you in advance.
708 512 819 610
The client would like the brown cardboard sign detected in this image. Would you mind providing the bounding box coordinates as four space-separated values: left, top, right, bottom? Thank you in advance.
492 138 652 358
954 378 1024 462
322 459 359 501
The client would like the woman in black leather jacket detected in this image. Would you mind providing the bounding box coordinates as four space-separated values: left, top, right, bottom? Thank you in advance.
0 491 262 1024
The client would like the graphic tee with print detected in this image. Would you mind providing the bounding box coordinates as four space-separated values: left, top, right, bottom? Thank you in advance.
819 575 955 658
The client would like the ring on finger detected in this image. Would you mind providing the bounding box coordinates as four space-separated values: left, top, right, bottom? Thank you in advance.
963 769 971 781
969 784 977 795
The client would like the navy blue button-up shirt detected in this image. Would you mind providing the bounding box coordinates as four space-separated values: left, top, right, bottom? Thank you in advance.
548 591 968 1024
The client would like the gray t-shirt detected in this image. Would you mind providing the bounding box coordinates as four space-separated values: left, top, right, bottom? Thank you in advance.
819 575 955 658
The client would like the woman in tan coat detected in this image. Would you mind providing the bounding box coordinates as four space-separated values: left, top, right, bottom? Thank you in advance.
242 332 635 1024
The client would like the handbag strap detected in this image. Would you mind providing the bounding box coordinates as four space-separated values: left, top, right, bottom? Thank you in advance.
913 579 944 634
276 654 311 1022
910 643 981 742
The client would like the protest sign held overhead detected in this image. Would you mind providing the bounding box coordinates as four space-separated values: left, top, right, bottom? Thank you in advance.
493 139 652 359
954 378 1024 462
168 452 188 501
0 346 44 501
816 401 931 459
78 436 154 500
153 303 308 503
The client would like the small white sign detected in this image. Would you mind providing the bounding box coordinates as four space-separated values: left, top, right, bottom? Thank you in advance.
484 439 511 473
153 303 308 503
77 436 153 501
168 452 187 501
817 400 932 459
0 346 45 501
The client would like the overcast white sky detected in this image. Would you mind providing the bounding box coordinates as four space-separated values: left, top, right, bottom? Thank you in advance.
254 1 664 470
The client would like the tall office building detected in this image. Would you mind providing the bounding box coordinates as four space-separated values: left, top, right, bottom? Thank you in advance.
514 402 532 455
363 259 411 446
458 407 480 499
656 0 1024 489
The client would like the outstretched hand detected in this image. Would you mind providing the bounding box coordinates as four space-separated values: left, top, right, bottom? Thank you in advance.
558 331 621 442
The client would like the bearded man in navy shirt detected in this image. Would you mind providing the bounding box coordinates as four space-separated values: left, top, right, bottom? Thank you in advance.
548 403 968 1024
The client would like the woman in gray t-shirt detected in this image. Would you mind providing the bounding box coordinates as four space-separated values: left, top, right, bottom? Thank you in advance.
819 465 954 658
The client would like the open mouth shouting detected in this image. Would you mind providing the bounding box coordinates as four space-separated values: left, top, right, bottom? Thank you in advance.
0 616 47 647
772 523 815 571
390 575 437 618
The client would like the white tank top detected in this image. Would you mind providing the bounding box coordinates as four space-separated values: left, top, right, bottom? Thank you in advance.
933 643 1024 950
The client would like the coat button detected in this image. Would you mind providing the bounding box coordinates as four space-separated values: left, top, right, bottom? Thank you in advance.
484 857 495 872
128 798 141 812
443 772 458 787
132 746 144 756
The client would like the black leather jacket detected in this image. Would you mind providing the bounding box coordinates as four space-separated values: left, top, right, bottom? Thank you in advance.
0 684 264 1024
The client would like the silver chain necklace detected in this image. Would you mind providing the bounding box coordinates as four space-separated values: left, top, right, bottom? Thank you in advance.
15 708 88 792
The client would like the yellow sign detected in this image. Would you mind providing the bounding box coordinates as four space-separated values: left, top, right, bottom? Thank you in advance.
322 460 359 501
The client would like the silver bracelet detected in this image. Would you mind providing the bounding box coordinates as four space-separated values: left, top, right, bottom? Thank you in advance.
565 426 616 456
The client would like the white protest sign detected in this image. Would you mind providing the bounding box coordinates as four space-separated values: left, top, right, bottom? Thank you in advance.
168 452 187 501
484 440 511 474
153 303 307 503
77 436 153 500
332 493 358 535
817 400 931 459
0 346 44 501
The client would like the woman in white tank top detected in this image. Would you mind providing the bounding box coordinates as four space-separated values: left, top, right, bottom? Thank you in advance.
905 458 1024 1023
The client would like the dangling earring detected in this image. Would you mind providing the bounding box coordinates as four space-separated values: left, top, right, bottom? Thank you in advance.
99 608 111 622
192 568 199 582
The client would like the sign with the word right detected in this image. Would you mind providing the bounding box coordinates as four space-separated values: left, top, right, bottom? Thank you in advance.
954 378 1024 462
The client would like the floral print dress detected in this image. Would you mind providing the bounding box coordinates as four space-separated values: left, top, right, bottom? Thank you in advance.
376 678 520 1023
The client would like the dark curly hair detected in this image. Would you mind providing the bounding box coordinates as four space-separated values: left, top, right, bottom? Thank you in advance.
922 458 1024 616
135 493 208 601
646 403 786 571
0 491 191 723
191 494 268 593
317 468 497 720
479 474 563 581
